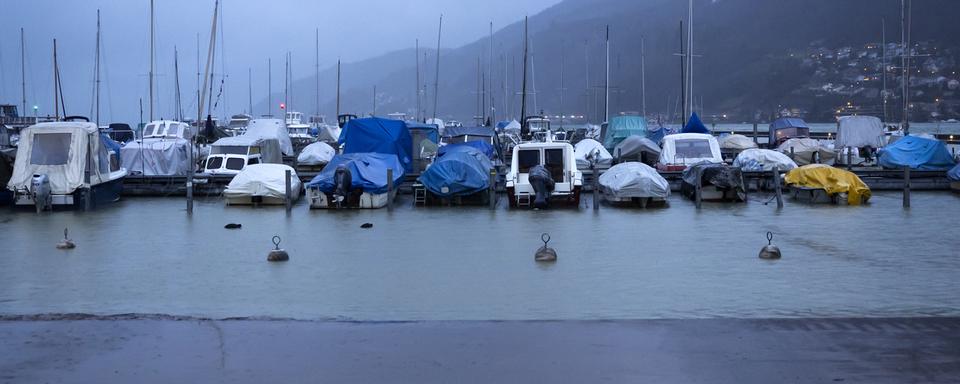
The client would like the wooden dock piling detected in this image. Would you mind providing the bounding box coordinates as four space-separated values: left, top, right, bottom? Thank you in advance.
592 163 599 211
285 169 292 212
489 168 496 210
387 168 394 211
903 167 911 208
773 166 783 209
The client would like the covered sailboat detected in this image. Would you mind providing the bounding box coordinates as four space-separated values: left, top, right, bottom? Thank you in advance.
121 120 196 176
769 117 809 147
777 138 835 166
732 149 798 172
599 162 670 207
417 145 493 203
784 164 871 205
296 141 336 167
305 153 405 209
601 115 648 151
339 117 413 174
574 139 613 169
612 136 661 166
223 164 302 206
658 133 723 171
680 112 710 134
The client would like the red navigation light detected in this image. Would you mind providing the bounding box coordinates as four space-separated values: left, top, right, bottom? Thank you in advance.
280 103 286 110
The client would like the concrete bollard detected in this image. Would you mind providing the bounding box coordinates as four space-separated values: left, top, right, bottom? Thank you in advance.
535 233 557 262
759 232 781 260
268 235 289 262
386 168 394 211
285 169 292 212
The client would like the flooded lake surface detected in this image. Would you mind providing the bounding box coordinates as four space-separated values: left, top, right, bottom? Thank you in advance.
2 192 959 321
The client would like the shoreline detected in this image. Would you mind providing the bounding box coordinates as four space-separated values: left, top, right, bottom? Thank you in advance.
2 316 958 383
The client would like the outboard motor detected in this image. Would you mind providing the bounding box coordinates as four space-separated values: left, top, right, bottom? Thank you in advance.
31 174 52 213
528 165 555 209
332 165 353 206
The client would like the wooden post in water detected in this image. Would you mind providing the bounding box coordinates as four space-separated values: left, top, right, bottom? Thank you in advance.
789 147 795 162
84 141 93 211
386 168 394 211
186 174 194 214
846 148 852 170
773 165 783 209
592 163 599 211
752 122 758 145
488 168 496 209
285 169 292 212
695 172 703 209
903 166 911 208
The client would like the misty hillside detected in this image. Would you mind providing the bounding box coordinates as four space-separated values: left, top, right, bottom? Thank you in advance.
265 0 960 123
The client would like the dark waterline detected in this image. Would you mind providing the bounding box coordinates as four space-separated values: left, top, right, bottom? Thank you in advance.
1 192 959 321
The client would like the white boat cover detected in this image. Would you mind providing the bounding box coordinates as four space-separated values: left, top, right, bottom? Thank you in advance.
574 139 613 169
599 162 670 199
777 138 836 166
719 134 758 150
503 120 521 132
239 119 293 156
836 116 884 148
659 133 723 166
612 135 661 160
7 122 109 194
732 148 798 171
297 141 336 166
223 163 301 199
316 125 342 143
121 138 193 176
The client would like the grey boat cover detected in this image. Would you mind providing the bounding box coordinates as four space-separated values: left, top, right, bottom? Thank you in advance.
732 148 798 172
777 138 836 166
297 142 336 166
719 134 758 150
836 116 884 148
612 135 661 163
574 139 613 169
121 138 193 176
223 163 301 200
599 162 670 199
681 162 746 200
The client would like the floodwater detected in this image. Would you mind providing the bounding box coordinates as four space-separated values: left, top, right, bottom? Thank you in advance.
1 192 959 321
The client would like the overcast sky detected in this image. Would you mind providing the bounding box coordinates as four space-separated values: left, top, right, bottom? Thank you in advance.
0 0 560 123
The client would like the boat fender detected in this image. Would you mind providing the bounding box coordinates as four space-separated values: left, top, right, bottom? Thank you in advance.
267 235 289 262
759 232 781 260
535 233 557 262
224 223 242 229
56 228 76 250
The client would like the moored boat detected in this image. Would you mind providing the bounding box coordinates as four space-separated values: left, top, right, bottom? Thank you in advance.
680 162 746 202
121 120 196 176
223 163 302 206
599 162 670 208
506 140 582 209
305 153 404 209
948 164 960 192
417 145 494 205
657 133 722 171
784 164 871 205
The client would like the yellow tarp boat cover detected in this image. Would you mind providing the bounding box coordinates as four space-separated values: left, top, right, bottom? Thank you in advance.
784 164 871 205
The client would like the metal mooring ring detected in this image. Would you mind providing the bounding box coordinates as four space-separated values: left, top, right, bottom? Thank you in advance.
272 235 282 250
541 233 551 246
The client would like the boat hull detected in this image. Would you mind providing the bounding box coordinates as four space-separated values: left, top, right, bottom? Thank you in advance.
13 176 125 211
507 185 581 209
789 186 869 205
307 187 396 209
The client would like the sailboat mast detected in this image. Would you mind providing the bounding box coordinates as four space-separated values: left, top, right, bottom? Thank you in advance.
95 9 101 127
149 0 155 121
604 25 610 124
415 39 421 122
248 67 252 115
268 58 272 116
315 28 320 117
687 0 694 117
53 39 58 120
199 0 219 119
335 59 340 118
21 28 27 115
520 16 529 133
679 20 686 126
175 47 182 121
432 14 443 121
641 35 646 118
901 0 912 133
489 21 494 123
560 42 565 130
881 18 887 124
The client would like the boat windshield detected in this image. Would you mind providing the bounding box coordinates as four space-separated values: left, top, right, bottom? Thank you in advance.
225 158 245 170
206 156 223 170
675 139 713 160
142 123 158 137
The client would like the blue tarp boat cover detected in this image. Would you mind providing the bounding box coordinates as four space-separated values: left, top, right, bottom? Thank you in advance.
100 134 123 165
306 153 405 194
443 126 495 138
603 116 649 150
770 117 809 130
339 117 413 173
438 141 496 160
949 164 960 181
418 146 493 197
681 112 710 134
878 135 956 170
646 124 674 144
406 123 440 144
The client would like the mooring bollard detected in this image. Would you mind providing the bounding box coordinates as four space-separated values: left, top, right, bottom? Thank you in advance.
186 174 194 214
773 166 783 209
268 235 289 262
285 169 292 212
759 232 781 260
535 233 557 262
56 228 75 250
386 168 394 211
903 166 911 208
592 163 599 211
489 168 496 209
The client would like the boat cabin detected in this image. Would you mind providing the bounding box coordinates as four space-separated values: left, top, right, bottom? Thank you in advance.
658 133 723 171
769 117 810 147
506 141 582 208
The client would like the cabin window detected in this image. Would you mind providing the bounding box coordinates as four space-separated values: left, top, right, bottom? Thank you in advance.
544 148 566 181
165 124 180 138
247 157 260 165
674 139 713 160
517 149 540 173
30 133 72 165
109 153 120 172
226 158 245 170
206 156 223 170
213 146 247 155
143 123 158 137
98 139 110 174
249 146 261 155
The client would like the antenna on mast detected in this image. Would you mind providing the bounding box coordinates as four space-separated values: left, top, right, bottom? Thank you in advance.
432 14 443 121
